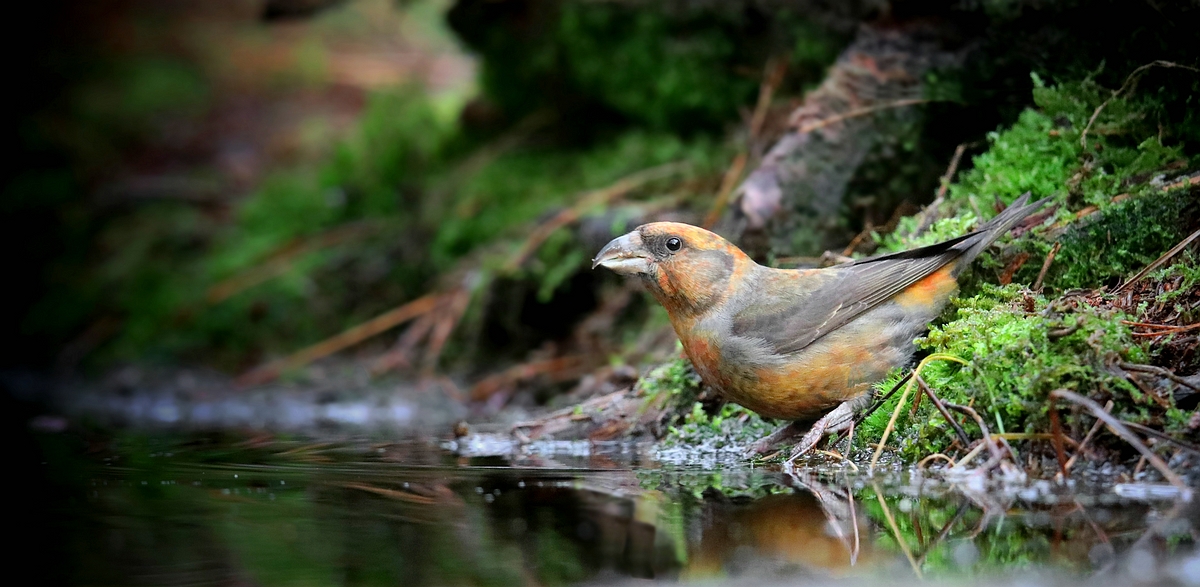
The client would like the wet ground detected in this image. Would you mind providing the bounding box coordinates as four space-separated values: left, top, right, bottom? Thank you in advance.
21 429 1200 587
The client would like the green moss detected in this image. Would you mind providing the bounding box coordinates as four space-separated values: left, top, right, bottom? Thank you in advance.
1152 255 1200 304
1053 189 1196 289
860 284 1151 458
661 401 776 451
880 77 1193 292
633 355 776 450
637 356 703 401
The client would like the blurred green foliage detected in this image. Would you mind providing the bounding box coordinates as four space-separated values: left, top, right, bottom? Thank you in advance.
449 0 845 133
75 86 730 367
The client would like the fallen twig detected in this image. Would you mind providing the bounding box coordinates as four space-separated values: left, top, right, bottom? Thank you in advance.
704 57 787 228
917 453 957 469
831 372 912 448
1065 400 1113 473
871 354 968 472
1032 242 1061 292
749 55 790 143
1120 420 1200 456
236 293 440 387
207 220 382 304
915 503 969 566
1114 227 1200 293
420 284 474 374
795 99 932 135
1080 61 1199 149
342 482 436 505
916 374 971 448
914 143 970 236
873 483 923 578
702 153 748 229
1117 362 1200 394
1049 389 1189 497
370 311 438 374
945 402 1006 471
469 355 590 401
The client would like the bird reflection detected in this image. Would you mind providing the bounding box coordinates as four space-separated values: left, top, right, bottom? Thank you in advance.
685 480 872 578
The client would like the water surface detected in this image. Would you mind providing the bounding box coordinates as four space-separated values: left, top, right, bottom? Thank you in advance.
33 433 1200 586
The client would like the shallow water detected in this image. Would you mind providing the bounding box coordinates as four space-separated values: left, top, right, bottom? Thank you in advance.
29 433 1200 586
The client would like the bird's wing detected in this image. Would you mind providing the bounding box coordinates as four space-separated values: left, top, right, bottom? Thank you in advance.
733 192 1044 356
731 234 973 356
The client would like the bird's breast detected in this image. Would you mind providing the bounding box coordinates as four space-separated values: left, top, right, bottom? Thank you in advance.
678 329 734 392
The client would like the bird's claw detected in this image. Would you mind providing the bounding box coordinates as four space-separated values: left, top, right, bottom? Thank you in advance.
744 420 808 459
784 421 829 465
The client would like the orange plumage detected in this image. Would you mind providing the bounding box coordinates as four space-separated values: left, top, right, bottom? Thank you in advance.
593 193 1046 458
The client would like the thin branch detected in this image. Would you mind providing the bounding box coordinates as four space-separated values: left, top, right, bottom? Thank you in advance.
1080 61 1199 149
749 56 790 142
1131 322 1200 337
1065 400 1113 472
505 161 688 271
237 293 439 387
831 372 912 448
1120 420 1200 456
1114 227 1200 293
702 153 748 229
873 483 924 578
796 99 932 135
207 220 382 304
915 143 971 236
1049 389 1189 495
916 375 971 447
1033 242 1061 292
915 503 969 566
870 354 968 471
469 355 590 401
1118 362 1200 394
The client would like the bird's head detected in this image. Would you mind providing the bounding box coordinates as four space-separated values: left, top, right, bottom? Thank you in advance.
592 222 754 317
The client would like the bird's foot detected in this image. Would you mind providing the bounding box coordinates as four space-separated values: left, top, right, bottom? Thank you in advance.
784 396 870 466
787 418 834 463
744 421 809 458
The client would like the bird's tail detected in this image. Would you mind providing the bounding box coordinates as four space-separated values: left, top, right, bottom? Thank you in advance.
951 191 1050 277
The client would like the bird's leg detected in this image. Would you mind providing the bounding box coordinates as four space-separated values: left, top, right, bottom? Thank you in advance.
746 419 821 457
745 420 813 457
785 394 873 464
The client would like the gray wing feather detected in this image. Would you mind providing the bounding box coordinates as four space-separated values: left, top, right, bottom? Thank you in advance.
732 193 1045 355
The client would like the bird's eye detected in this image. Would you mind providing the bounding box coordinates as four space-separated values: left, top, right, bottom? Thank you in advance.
665 237 682 252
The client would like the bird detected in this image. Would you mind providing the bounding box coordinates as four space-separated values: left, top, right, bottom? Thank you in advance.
592 193 1047 461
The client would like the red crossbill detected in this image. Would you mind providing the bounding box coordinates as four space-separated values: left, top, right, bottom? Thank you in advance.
593 193 1046 461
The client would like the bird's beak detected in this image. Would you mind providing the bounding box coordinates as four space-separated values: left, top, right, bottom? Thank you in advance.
592 231 652 275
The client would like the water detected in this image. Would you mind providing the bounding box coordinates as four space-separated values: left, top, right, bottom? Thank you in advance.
26 433 1200 586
